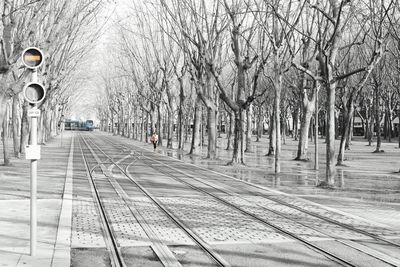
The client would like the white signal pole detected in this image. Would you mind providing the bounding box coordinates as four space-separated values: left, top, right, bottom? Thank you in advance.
22 47 45 257
30 69 38 256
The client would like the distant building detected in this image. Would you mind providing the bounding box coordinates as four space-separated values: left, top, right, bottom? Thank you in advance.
353 116 399 137
353 116 364 136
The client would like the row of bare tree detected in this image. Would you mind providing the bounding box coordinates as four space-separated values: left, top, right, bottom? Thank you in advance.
0 0 106 164
96 0 400 185
3 1 399 185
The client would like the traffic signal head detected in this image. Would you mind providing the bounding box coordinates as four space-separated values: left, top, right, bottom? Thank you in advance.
22 47 44 69
23 82 46 104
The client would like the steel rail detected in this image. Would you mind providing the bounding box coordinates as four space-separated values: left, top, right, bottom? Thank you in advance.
81 134 230 267
112 135 400 248
94 135 358 267
77 137 126 267
81 136 183 267
100 135 400 266
95 133 400 266
139 155 400 267
153 154 400 248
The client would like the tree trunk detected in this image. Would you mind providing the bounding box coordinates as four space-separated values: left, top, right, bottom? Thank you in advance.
256 106 262 142
368 102 374 146
231 109 244 164
157 106 163 146
190 97 201 155
201 108 205 146
111 109 115 135
387 109 392 142
167 108 173 149
267 113 275 156
334 110 340 140
145 112 149 143
44 108 52 143
178 78 185 149
127 106 132 138
282 117 287 145
217 112 222 138
374 88 382 152
12 94 21 158
140 113 145 142
184 113 189 144
364 107 368 139
337 96 354 165
207 106 217 159
310 117 314 143
383 110 388 140
178 103 184 150
117 108 121 135
345 113 354 150
398 107 400 149
2 115 10 165
51 109 57 138
134 108 138 139
296 109 312 160
296 84 316 161
326 82 336 185
20 101 29 155
293 104 300 140
274 72 282 173
226 111 233 150
38 106 45 144
245 104 253 152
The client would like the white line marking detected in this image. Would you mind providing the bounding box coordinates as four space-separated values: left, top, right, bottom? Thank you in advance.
51 137 74 267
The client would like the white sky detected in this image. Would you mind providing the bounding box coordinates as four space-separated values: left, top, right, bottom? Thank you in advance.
68 0 126 123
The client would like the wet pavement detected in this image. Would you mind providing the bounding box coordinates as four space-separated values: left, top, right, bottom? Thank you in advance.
125 133 400 230
0 131 399 266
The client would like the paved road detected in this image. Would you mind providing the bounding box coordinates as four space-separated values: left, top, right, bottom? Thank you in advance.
0 131 400 266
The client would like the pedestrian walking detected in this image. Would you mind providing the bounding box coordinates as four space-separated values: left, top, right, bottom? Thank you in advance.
150 132 159 151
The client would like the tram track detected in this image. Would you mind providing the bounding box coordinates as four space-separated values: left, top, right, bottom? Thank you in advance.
83 134 361 266
91 133 400 267
140 155 400 266
77 136 126 267
120 139 400 240
78 134 231 267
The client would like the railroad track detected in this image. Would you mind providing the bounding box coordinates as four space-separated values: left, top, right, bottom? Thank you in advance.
77 136 126 267
91 133 400 267
77 134 230 267
82 134 358 266
141 155 400 267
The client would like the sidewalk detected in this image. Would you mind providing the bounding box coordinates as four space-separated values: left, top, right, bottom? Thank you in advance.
0 132 74 267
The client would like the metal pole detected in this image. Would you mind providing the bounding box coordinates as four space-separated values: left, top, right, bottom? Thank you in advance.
30 69 38 256
314 83 319 171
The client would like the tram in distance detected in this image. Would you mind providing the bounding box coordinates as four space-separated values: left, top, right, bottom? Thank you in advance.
64 119 94 131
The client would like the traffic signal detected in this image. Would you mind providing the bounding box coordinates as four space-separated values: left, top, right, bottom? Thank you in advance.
23 82 46 104
22 47 44 69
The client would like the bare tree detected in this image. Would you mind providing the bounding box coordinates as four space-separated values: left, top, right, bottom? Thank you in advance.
292 0 391 185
